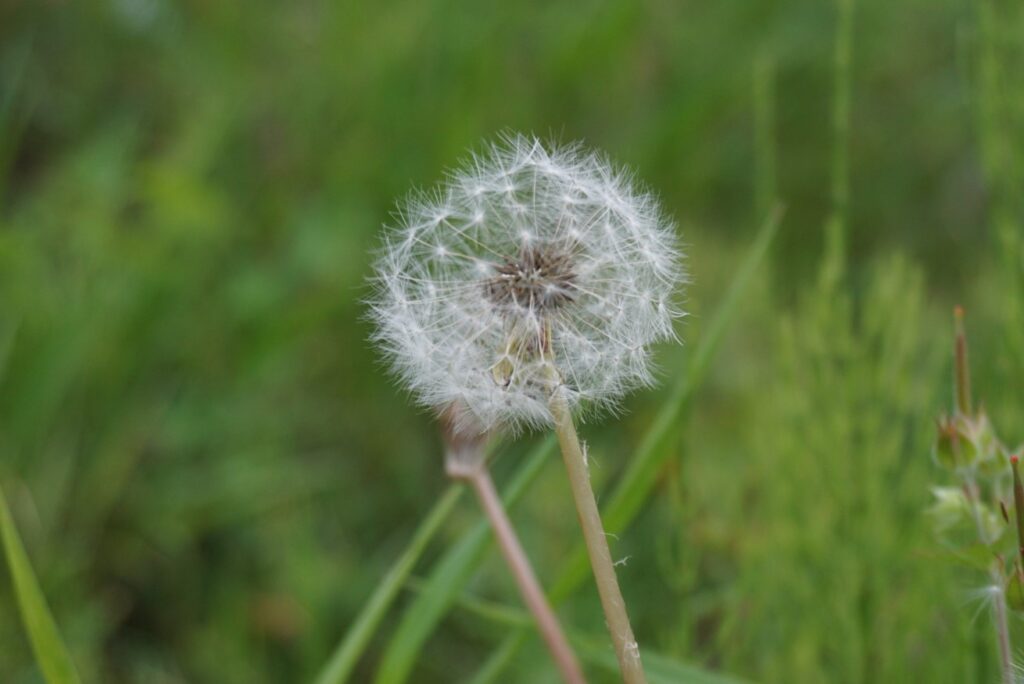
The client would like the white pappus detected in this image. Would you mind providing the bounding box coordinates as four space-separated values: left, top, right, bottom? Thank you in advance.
369 134 685 433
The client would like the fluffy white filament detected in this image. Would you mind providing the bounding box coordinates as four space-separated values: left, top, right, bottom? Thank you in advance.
370 134 685 433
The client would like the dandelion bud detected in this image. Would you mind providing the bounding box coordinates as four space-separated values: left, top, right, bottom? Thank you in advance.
369 134 685 432
439 401 490 479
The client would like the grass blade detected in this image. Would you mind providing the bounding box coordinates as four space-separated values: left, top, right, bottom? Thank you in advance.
313 483 464 684
574 638 746 684
466 631 525 684
0 483 81 684
410 582 747 684
373 437 555 684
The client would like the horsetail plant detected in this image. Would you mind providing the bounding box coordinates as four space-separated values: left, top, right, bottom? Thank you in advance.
929 307 1024 684
370 135 685 683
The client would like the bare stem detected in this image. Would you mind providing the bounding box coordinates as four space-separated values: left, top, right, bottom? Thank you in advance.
548 381 647 684
457 466 586 684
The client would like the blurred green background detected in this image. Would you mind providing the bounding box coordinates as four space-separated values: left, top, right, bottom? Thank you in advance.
1 0 1023 682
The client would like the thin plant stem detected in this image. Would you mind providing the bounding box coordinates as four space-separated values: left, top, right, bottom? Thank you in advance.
831 0 854 232
440 400 582 683
548 377 646 684
462 466 586 684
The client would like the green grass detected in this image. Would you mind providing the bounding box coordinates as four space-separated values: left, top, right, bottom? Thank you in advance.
1 484 80 684
1 0 1023 682
313 484 464 684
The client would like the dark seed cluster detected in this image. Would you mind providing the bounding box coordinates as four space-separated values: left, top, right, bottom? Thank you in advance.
483 245 578 314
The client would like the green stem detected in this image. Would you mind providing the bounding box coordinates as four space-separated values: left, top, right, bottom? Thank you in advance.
832 0 854 230
549 376 646 684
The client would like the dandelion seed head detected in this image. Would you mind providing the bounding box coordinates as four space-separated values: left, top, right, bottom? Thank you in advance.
370 134 685 432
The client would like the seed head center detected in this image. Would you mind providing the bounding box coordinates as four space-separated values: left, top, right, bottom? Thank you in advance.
484 245 577 314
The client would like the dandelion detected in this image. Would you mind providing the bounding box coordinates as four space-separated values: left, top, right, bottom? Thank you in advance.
371 134 683 434
371 134 685 684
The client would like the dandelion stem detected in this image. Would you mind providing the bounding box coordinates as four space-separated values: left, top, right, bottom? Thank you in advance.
456 465 585 684
439 401 582 682
466 468 586 683
548 377 646 684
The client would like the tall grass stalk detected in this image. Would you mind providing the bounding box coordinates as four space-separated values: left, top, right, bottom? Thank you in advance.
832 0 855 239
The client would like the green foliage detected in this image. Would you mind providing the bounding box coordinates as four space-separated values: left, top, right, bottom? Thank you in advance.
1 485 81 684
1 0 1023 682
313 484 464 684
681 245 959 683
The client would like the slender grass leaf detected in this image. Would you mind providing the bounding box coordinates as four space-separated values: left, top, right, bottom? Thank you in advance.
313 484 464 684
409 581 747 684
0 484 81 684
466 631 525 684
574 637 747 684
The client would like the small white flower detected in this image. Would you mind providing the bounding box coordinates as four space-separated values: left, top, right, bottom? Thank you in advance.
370 134 685 433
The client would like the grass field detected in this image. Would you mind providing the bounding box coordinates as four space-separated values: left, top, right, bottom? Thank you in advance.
2 1 1023 682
